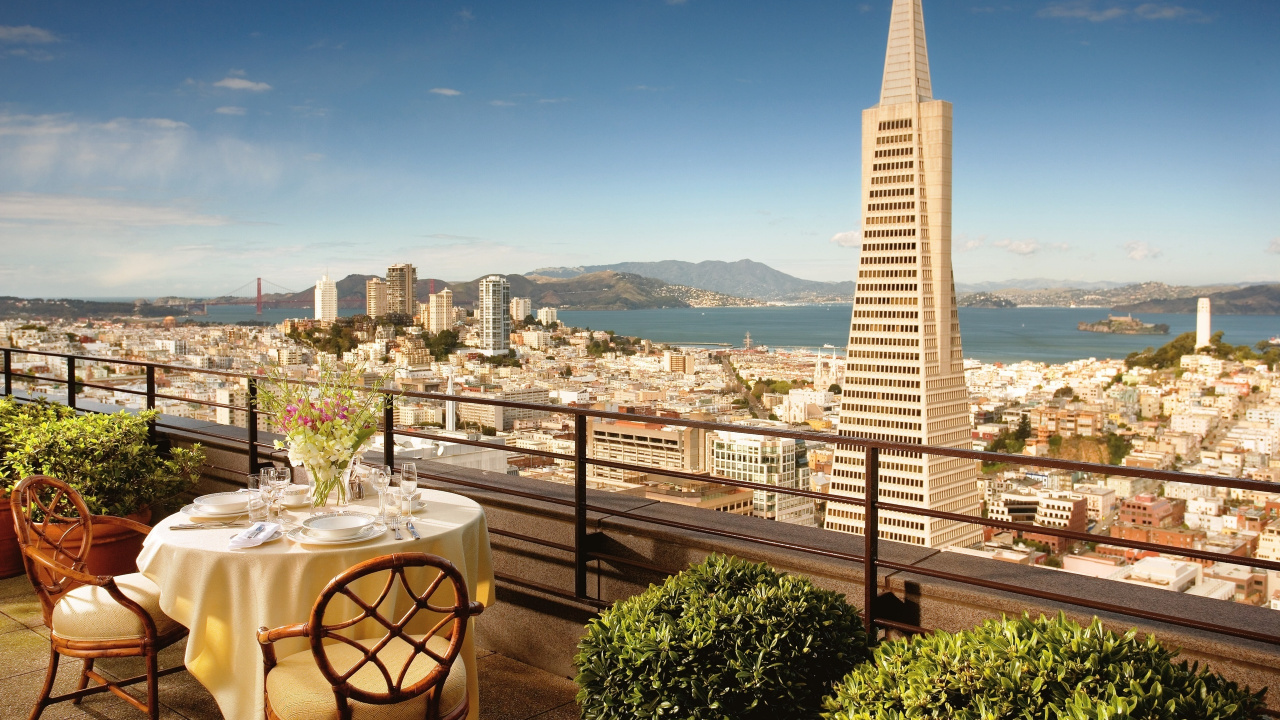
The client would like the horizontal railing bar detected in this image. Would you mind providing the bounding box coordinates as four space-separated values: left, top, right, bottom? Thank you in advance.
410 466 578 511
493 571 609 609
583 455 847 505
394 427 575 463
588 551 678 576
152 392 242 412
153 422 283 454
873 499 1280 574
876 557 1280 646
873 617 926 635
488 528 575 554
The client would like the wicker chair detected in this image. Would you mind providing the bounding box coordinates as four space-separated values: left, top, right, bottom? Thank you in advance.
257 552 485 720
9 475 187 720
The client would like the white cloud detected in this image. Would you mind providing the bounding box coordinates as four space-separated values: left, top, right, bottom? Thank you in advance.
956 234 986 252
537 98 570 104
1038 1 1127 21
456 9 475 21
0 25 59 43
214 76 272 92
829 230 861 248
1266 238 1280 255
0 193 232 227
215 106 247 116
1134 3 1199 20
489 100 515 107
992 238 1069 255
1124 240 1161 260
430 88 462 96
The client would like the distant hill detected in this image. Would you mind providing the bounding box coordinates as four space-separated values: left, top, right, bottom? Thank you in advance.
527 259 857 301
0 297 185 320
1113 284 1280 315
955 278 1130 293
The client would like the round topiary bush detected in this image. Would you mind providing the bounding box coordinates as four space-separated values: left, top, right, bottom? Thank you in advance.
822 613 1266 720
575 554 869 720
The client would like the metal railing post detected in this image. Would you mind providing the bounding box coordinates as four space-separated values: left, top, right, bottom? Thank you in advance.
574 412 588 599
863 446 880 640
3 348 10 397
146 365 157 444
66 355 76 411
383 396 395 469
246 377 259 475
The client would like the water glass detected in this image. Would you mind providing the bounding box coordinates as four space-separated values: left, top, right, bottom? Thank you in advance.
246 474 268 521
369 464 392 521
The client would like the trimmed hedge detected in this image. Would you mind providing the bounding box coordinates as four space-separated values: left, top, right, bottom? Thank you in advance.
575 555 869 720
822 613 1266 720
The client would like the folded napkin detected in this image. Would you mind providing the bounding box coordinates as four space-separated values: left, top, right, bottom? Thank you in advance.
229 522 281 550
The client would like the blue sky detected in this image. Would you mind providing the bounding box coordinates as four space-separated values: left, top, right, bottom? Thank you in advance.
1 0 1277 297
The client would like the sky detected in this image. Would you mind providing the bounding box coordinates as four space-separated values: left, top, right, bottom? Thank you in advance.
0 0 1277 298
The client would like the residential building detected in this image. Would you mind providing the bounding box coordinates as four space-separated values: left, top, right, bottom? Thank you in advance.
663 351 690 374
314 275 337 322
427 288 453 334
1108 557 1200 594
477 275 511 356
1071 484 1117 521
456 385 549 432
1259 520 1280 562
587 419 705 487
537 307 558 325
510 297 532 323
366 277 388 318
386 263 417 316
1118 493 1184 528
827 0 982 548
712 427 815 526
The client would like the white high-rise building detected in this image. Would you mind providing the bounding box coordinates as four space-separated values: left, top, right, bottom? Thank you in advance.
825 0 982 549
510 297 532 323
477 275 511 356
386 264 417 317
536 307 558 326
1196 297 1211 349
315 275 337 322
427 288 454 334
366 277 388 318
711 428 816 527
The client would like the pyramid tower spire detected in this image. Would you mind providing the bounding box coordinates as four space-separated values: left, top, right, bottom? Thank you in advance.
879 0 932 106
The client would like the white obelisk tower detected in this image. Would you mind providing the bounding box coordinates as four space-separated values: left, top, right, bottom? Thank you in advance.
1195 298 1211 349
825 0 982 549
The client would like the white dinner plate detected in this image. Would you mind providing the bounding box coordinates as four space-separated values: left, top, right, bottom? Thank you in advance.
285 522 386 546
181 503 247 519
192 491 250 513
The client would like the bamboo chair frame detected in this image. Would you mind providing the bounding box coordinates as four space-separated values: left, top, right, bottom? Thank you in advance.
10 475 187 720
258 552 485 720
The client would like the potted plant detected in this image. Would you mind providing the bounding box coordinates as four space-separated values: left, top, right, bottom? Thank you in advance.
575 555 869 720
0 398 77 578
4 406 204 577
823 613 1266 719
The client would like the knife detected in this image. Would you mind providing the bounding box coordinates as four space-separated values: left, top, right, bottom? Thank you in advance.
407 520 420 540
245 522 268 539
172 522 248 530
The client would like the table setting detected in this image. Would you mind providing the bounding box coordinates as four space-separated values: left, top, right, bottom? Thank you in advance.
136 460 495 720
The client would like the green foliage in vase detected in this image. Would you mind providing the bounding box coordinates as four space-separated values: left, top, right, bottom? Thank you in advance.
575 555 869 720
4 405 204 517
822 613 1265 720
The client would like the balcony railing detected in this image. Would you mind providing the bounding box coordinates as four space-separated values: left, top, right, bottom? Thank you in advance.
5 347 1280 654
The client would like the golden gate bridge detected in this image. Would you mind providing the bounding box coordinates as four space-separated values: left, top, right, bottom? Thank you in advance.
201 278 301 314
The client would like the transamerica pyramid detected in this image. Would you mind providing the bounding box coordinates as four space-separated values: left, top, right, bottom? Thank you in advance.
825 0 982 549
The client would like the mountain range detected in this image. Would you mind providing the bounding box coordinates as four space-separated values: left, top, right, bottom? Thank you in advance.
527 260 858 301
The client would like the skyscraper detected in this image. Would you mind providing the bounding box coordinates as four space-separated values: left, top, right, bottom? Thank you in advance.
427 288 454 334
825 0 981 549
366 277 388 318
314 274 337 322
386 263 417 317
1196 298 1211 349
477 275 511 356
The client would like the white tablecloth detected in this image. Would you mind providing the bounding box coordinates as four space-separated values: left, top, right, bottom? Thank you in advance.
137 489 495 720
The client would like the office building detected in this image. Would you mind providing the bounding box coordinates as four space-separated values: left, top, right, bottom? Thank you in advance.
711 428 815 526
386 263 417 316
588 418 705 485
366 277 388 318
663 351 690 374
536 307 558 325
427 288 454 334
477 275 511 356
314 274 337 322
1196 298 1211 349
510 297 532 324
826 0 982 548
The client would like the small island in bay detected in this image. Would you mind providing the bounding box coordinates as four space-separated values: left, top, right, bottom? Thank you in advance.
1078 314 1169 335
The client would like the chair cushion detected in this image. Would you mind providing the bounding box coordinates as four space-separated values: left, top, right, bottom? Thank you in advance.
51 572 181 641
266 634 468 720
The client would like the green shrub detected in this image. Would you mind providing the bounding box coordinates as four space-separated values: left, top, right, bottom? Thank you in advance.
5 408 204 516
0 397 76 479
575 555 869 720
822 613 1266 720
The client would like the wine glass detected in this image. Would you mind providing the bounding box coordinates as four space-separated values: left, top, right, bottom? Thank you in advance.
268 467 292 519
400 463 418 516
369 464 392 522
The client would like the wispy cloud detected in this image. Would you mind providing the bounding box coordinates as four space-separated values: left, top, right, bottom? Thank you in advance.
422 233 483 242
1266 238 1280 255
290 104 329 117
1124 240 1161 260
489 100 516 107
306 38 346 50
456 9 475 21
215 106 247 116
214 76 272 92
632 85 670 92
992 238 1069 255
829 230 861 248
537 97 571 104
430 88 462 97
956 234 987 252
0 25 59 43
1039 1 1205 22
0 193 232 227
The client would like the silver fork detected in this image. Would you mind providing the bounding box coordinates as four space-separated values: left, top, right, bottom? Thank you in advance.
391 517 403 541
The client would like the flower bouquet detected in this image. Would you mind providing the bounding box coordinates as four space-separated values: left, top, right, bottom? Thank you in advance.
257 360 386 507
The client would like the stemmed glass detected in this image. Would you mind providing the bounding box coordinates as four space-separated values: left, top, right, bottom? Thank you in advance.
268 467 292 520
369 464 392 522
400 463 418 518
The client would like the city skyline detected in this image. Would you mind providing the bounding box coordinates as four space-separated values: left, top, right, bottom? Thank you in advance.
1 0 1277 297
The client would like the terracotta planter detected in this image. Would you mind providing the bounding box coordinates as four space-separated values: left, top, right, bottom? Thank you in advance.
43 507 153 578
0 495 22 580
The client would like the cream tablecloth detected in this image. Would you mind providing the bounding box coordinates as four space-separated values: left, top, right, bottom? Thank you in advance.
137 489 495 720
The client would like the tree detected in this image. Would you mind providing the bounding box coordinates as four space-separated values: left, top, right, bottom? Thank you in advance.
1014 415 1032 442
1053 386 1075 399
828 384 842 395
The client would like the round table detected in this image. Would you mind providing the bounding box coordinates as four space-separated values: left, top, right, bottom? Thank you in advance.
137 489 495 720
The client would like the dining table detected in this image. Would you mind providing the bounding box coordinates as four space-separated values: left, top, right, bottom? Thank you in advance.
136 487 495 720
